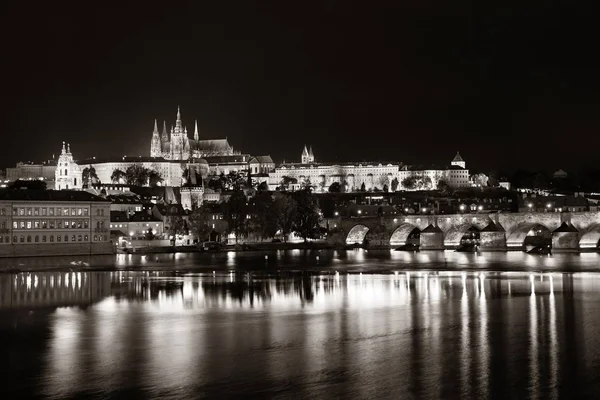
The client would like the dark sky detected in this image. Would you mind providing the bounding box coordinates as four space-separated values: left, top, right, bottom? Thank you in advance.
1 1 599 172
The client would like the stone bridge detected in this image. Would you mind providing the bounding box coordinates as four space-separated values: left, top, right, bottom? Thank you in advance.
324 211 600 252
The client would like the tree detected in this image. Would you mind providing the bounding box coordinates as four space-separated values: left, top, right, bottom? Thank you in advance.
250 191 277 241
300 177 314 191
279 176 298 191
402 176 418 190
257 181 269 191
328 182 342 193
111 169 126 184
125 165 150 186
271 194 297 242
471 173 489 187
82 166 99 188
437 179 451 194
292 190 322 242
189 205 212 242
420 176 433 190
221 190 248 244
391 177 399 192
148 170 163 187
169 215 188 245
9 179 47 190
360 182 366 192
145 227 155 240
383 184 389 192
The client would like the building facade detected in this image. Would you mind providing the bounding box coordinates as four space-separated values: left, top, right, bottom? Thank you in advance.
267 148 470 192
0 190 112 257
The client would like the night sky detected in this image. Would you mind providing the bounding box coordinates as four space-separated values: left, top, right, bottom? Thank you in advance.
2 1 599 172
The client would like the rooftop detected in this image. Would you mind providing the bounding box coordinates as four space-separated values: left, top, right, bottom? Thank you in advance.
0 189 109 202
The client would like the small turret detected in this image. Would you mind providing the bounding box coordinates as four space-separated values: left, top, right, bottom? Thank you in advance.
194 120 199 141
451 151 466 169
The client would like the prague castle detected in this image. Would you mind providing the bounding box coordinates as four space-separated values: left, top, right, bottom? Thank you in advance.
150 106 236 160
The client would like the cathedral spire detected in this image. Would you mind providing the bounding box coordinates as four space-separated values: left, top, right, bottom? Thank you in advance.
153 119 158 134
176 106 182 129
62 141 66 155
67 143 71 154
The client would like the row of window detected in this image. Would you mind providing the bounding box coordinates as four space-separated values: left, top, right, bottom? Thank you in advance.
0 207 107 217
0 234 107 243
12 220 92 230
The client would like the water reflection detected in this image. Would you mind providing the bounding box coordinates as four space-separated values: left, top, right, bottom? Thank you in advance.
1 271 600 398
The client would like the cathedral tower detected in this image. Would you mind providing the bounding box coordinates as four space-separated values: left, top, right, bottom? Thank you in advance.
150 119 162 157
301 145 309 164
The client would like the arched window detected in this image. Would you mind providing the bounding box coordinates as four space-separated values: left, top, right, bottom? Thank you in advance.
50 235 54 242
27 236 32 242
13 236 17 243
64 235 68 242
42 235 46 242
64 169 67 176
71 235 76 242
96 221 100 229
20 236 24 243
57 235 61 242
77 235 82 241
34 235 39 242
84 235 88 241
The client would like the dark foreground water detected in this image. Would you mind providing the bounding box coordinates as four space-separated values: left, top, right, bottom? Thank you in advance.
2 250 600 399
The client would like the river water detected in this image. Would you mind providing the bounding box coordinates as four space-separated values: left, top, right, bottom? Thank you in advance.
1 250 600 399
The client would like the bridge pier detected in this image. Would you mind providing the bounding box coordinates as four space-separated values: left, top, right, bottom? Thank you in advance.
479 231 507 251
478 221 507 251
420 225 444 250
552 223 580 252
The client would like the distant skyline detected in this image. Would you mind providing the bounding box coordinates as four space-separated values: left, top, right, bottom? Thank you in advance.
2 2 599 171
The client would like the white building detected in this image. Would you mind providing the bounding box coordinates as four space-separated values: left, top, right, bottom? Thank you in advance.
268 148 470 192
55 142 82 190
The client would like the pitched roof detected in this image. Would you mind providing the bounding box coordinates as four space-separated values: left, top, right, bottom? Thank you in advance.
0 189 109 202
255 155 274 164
129 212 161 222
110 211 128 222
452 152 464 162
153 204 189 216
194 139 232 151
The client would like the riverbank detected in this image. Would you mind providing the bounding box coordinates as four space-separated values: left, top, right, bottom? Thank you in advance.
122 241 336 254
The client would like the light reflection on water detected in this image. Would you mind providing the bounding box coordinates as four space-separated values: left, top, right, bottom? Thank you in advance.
0 265 600 398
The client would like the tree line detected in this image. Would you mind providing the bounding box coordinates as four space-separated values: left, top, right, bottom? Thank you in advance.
187 189 323 244
110 165 163 187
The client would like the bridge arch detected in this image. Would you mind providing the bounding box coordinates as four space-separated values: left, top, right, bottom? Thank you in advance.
506 222 552 248
443 224 480 247
389 223 420 247
579 224 600 249
345 224 370 245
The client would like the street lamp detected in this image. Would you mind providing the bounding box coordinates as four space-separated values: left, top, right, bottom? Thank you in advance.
478 205 483 211
334 211 339 216
357 210 362 215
